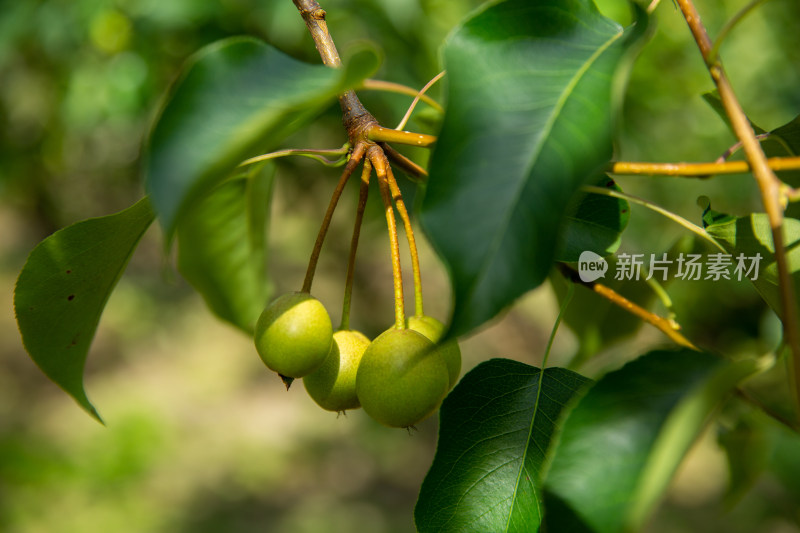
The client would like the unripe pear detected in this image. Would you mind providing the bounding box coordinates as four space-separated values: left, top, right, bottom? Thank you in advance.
407 315 461 388
254 292 333 378
304 329 370 412
356 327 449 428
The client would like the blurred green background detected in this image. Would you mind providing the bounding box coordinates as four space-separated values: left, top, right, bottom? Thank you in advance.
1 0 799 531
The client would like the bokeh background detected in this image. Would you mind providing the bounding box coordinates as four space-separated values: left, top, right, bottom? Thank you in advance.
1 0 799 531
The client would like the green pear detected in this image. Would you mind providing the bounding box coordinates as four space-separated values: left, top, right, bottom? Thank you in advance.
304 329 370 412
407 315 462 388
356 327 449 428
254 292 333 378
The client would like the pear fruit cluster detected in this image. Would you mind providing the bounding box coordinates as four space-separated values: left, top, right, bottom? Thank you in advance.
254 292 461 428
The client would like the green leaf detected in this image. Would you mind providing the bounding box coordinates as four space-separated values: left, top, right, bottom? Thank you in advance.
14 198 155 422
698 195 736 227
544 349 761 533
415 358 591 533
767 421 800 498
702 92 800 203
420 0 648 337
704 212 800 322
145 37 379 236
177 166 275 334
557 175 630 262
717 411 771 506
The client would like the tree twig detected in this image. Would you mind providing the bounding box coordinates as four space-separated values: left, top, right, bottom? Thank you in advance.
292 0 376 138
675 0 800 423
608 156 800 177
558 264 698 350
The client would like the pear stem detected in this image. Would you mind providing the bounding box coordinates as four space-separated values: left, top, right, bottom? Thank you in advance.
367 125 436 147
372 147 405 329
383 161 424 317
302 143 366 293
340 160 371 330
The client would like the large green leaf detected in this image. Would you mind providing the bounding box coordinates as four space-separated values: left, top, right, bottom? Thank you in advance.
420 0 648 337
144 37 378 235
177 166 274 334
544 349 761 533
415 359 591 532
14 198 155 422
557 175 630 262
704 212 800 322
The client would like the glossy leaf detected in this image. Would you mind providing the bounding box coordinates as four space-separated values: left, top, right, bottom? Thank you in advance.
145 37 378 235
557 175 630 262
415 359 591 533
544 349 761 533
704 212 800 322
14 198 155 421
420 0 648 337
177 166 274 334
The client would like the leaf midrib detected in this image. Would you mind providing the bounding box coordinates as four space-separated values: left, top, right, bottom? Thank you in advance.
460 23 624 314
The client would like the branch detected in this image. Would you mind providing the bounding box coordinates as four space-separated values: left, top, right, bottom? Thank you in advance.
558 264 698 350
608 156 800 177
292 0 376 136
676 0 800 421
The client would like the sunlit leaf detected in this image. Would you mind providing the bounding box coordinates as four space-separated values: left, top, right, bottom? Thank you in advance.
177 166 274 334
420 0 648 338
14 198 155 421
415 358 591 532
703 211 800 323
544 349 761 533
145 37 379 236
